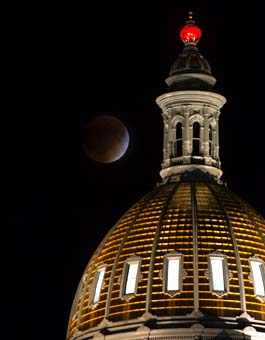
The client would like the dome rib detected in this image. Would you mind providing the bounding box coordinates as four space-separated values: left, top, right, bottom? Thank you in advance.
206 182 247 314
68 241 105 337
68 225 114 338
67 272 85 337
104 189 160 319
74 212 127 336
231 191 265 246
192 182 200 314
146 181 180 312
71 189 159 335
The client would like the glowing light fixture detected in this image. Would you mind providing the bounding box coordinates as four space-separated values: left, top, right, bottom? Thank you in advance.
180 11 202 45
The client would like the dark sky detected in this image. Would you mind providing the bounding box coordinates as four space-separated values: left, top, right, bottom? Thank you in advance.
10 2 262 340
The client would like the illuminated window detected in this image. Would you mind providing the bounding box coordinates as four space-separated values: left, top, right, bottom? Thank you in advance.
120 256 141 300
206 251 231 297
89 264 106 306
162 252 185 296
249 257 265 301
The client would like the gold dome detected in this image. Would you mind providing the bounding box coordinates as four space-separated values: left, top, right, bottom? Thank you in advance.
67 173 265 339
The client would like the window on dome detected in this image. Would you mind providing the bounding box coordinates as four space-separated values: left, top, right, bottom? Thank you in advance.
120 256 142 300
162 252 185 296
89 264 106 306
206 252 231 297
249 257 265 301
175 122 183 157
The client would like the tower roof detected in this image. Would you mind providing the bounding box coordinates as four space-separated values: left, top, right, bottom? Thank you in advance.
166 13 216 91
169 44 211 77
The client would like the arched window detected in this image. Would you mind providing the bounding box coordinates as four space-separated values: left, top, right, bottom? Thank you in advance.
209 124 213 156
175 122 183 157
192 122 200 156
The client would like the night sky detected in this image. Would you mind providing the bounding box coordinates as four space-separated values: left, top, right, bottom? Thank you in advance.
10 2 263 340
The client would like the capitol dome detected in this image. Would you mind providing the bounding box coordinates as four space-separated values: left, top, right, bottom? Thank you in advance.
66 14 265 340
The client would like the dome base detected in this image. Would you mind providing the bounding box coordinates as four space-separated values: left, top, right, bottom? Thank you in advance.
160 164 223 181
166 72 217 89
71 315 265 340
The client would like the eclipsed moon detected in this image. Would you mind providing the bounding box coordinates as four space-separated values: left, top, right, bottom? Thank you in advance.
81 115 129 163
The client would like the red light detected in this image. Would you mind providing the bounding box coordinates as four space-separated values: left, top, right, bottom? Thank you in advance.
180 23 202 44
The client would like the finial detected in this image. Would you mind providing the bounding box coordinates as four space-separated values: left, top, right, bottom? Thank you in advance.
188 11 194 21
180 12 201 45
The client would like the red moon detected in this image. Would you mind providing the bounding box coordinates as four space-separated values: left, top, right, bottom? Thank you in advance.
81 115 129 163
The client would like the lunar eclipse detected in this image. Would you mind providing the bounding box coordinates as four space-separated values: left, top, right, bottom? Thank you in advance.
81 115 129 164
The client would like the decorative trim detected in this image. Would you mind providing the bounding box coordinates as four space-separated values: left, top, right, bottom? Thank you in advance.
207 183 247 313
145 181 180 311
69 270 89 335
191 182 200 313
138 311 157 321
186 310 204 318
73 328 81 338
98 317 113 328
160 164 222 180
104 188 159 318
92 332 104 339
236 311 255 321
156 90 226 111
171 115 185 126
165 73 217 87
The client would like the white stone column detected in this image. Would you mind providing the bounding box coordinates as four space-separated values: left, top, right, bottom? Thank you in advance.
203 107 209 156
189 124 193 155
162 112 169 165
214 115 219 159
200 125 204 155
